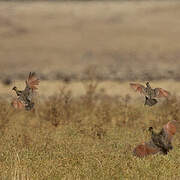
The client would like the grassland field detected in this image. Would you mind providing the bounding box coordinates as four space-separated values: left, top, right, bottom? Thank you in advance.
1 1 180 179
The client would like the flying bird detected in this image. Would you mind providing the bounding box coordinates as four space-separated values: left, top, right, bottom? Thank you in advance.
133 120 177 158
11 72 40 111
130 82 170 106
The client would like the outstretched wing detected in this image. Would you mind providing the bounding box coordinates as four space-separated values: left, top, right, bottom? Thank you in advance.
154 88 170 98
163 120 177 141
11 99 25 109
25 72 40 91
134 120 177 158
129 83 147 96
133 141 160 158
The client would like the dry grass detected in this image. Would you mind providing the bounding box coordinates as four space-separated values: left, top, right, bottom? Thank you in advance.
0 81 180 179
1 1 180 179
2 79 180 102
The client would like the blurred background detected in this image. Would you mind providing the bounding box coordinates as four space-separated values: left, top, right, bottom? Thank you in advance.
1 0 180 99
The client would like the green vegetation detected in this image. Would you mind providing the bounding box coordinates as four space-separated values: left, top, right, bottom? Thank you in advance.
0 81 180 179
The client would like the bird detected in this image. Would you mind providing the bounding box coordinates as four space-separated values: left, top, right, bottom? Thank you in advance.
11 72 40 111
133 120 177 158
130 82 170 106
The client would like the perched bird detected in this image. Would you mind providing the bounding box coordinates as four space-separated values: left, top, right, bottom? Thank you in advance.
130 82 170 106
133 120 177 158
11 72 40 111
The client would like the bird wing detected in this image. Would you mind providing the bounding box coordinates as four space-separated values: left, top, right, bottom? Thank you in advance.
154 88 170 98
11 99 25 109
129 83 147 96
163 120 177 141
133 120 177 158
133 141 160 158
25 72 40 91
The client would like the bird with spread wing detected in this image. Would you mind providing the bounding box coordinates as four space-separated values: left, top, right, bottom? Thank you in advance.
130 82 170 106
133 120 177 158
11 72 40 111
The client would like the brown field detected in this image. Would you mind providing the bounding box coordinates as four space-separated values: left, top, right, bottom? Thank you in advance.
1 82 180 179
1 1 180 179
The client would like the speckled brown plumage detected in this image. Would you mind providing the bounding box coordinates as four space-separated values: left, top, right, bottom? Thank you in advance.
130 82 170 106
133 120 177 158
12 72 40 111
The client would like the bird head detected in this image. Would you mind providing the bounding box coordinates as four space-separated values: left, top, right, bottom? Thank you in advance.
148 127 153 132
146 82 150 87
12 86 17 91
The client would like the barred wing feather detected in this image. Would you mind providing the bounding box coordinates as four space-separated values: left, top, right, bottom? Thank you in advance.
11 99 25 109
154 88 170 98
163 120 177 141
129 83 147 96
25 72 40 91
133 141 160 158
